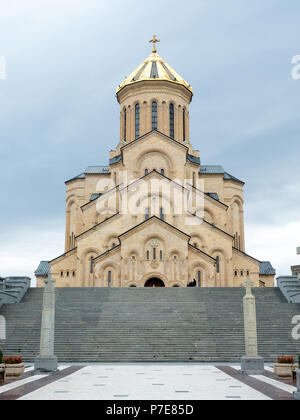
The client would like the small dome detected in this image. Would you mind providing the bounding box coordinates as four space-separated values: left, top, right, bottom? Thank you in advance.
116 52 193 94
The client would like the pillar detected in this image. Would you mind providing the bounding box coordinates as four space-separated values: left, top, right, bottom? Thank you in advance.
34 275 58 372
240 280 264 375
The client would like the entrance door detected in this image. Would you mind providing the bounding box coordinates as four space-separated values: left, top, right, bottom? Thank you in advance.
144 278 165 288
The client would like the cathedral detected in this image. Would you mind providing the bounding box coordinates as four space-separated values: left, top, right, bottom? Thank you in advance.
35 37 275 288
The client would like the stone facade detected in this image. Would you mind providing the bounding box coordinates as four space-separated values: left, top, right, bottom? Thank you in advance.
36 47 275 288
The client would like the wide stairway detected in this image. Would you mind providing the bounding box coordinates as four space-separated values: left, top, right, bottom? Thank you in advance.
1 288 300 363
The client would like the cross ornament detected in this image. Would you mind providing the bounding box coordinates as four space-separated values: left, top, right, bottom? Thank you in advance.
149 35 160 53
243 279 254 295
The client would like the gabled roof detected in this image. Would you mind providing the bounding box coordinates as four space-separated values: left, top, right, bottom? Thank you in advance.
75 213 120 240
65 166 110 184
49 247 77 264
121 129 189 152
85 166 110 174
187 154 200 165
233 247 261 264
187 211 234 239
109 155 122 165
65 173 86 184
200 165 244 184
92 216 216 264
94 244 121 262
224 172 244 184
119 216 191 241
81 170 186 210
186 184 228 209
260 261 276 275
200 165 224 174
188 244 216 263
35 261 50 276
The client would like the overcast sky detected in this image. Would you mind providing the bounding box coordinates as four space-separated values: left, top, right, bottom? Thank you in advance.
0 0 299 284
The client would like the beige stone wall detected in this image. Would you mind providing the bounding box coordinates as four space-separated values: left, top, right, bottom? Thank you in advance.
232 249 260 287
117 81 192 144
259 275 275 288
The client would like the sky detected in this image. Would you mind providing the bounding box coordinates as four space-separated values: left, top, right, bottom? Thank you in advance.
0 0 299 285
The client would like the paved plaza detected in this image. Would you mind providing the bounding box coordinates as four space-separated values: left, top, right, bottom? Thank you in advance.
0 363 296 400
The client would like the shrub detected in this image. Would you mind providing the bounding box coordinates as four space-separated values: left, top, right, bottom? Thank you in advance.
3 356 22 365
277 356 294 364
0 348 3 364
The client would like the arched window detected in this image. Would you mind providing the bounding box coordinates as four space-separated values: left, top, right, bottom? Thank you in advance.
124 108 127 141
183 108 186 141
161 169 165 176
60 271 63 277
160 250 163 260
153 248 156 260
135 103 140 139
90 256 94 274
197 271 201 287
145 169 149 176
108 271 112 287
146 250 150 260
169 103 174 139
152 101 157 130
216 256 220 273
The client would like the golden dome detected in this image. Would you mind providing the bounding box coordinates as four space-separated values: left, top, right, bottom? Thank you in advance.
116 51 193 94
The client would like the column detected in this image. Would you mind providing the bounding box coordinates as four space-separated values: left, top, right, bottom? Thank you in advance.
178 106 183 142
34 275 58 372
240 280 264 375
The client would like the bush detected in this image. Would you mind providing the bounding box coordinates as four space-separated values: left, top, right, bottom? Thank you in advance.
3 356 22 365
0 348 3 364
277 356 294 364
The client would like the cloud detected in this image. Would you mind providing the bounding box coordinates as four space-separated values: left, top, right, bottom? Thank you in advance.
245 220 300 276
0 222 64 286
0 0 299 280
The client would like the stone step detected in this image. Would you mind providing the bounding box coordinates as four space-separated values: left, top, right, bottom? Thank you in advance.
1 287 300 362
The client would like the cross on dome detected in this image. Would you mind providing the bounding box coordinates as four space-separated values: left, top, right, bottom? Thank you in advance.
149 34 160 53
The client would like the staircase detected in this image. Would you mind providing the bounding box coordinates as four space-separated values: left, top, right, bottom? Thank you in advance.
0 277 31 310
1 287 300 363
277 276 300 303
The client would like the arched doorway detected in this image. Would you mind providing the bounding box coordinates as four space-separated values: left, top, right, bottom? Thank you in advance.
144 278 165 288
